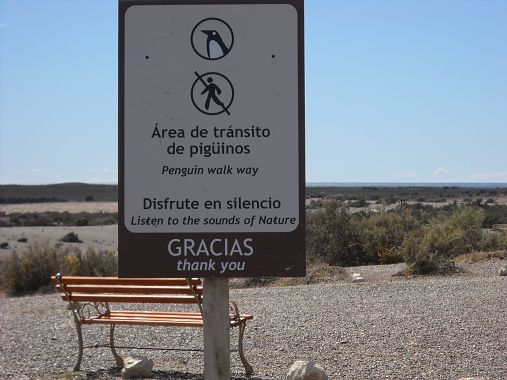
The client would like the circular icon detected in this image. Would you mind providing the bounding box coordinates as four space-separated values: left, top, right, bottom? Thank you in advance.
191 71 234 116
191 18 234 60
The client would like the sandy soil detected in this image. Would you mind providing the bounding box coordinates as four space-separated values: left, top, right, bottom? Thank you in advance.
0 201 118 214
0 225 118 259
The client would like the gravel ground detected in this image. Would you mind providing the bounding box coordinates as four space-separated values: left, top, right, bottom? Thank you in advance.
0 260 506 380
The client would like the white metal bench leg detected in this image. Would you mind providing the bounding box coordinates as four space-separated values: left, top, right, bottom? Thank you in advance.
109 324 123 367
71 313 84 371
238 322 254 377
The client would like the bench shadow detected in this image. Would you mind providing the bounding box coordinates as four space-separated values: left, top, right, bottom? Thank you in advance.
84 367 273 380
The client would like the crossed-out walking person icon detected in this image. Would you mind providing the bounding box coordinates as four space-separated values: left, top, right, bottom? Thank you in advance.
202 76 225 111
191 71 234 116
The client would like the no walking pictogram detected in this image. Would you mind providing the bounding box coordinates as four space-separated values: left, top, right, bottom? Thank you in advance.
191 71 234 115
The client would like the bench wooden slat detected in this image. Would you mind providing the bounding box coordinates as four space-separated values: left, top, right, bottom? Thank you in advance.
110 310 202 316
85 317 249 328
61 294 198 304
55 284 203 296
51 276 201 286
107 310 253 322
83 318 205 327
109 311 204 319
85 316 252 327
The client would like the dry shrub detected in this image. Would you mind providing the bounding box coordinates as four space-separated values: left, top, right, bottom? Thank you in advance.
0 242 117 296
399 206 486 274
357 209 419 264
453 250 507 265
378 247 404 265
60 232 82 243
306 199 363 266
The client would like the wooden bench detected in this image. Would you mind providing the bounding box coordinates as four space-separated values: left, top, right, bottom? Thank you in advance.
51 274 253 376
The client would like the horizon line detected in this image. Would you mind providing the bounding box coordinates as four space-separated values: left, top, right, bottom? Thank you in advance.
1 181 507 187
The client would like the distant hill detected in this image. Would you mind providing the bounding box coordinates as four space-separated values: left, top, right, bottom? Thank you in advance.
0 183 117 203
1 182 506 205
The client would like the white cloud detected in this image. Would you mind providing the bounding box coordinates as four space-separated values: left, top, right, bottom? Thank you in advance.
433 167 450 175
103 168 118 174
88 169 97 173
467 171 507 182
30 169 41 173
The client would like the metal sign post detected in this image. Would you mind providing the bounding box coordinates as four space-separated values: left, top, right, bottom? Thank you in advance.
118 0 304 377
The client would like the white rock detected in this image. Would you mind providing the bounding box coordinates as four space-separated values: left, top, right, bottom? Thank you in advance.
499 266 507 276
286 360 328 380
121 355 154 379
351 273 365 283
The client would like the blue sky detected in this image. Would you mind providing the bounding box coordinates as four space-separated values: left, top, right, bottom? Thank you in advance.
1 0 506 184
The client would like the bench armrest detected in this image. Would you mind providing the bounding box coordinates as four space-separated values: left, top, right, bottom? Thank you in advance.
55 273 110 322
229 301 241 323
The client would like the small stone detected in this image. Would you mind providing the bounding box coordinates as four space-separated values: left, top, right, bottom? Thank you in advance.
286 360 328 380
351 273 365 283
499 266 507 276
121 355 154 379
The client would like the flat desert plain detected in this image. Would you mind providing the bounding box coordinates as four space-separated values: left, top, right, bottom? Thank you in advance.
0 202 118 259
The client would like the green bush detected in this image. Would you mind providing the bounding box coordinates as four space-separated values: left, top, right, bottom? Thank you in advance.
0 242 117 296
306 199 363 266
398 206 486 274
356 209 420 264
482 204 507 227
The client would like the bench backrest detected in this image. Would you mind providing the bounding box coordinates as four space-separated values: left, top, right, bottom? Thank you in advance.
51 274 203 307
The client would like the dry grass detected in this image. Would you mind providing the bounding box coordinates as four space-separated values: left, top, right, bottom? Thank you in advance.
453 250 507 265
231 262 348 288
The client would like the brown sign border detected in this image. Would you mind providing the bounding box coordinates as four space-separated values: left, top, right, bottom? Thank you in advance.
118 0 305 277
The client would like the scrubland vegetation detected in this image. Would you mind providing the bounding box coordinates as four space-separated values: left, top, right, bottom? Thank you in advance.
307 200 507 275
1 184 507 295
0 183 117 203
0 243 117 296
3 211 118 227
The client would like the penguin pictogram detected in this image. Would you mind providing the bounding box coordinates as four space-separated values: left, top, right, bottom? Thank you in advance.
191 18 234 60
201 30 230 59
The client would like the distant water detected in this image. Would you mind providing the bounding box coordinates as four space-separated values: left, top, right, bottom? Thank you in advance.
307 182 507 189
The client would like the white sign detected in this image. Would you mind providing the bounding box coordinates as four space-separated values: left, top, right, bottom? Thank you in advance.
123 4 300 233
